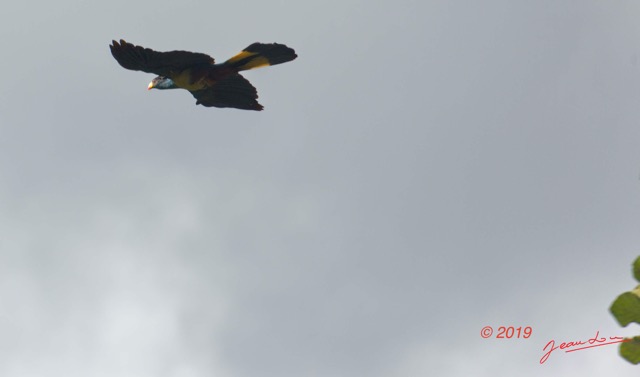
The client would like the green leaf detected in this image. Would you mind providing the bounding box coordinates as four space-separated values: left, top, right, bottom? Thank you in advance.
620 337 640 365
610 292 640 327
611 257 640 365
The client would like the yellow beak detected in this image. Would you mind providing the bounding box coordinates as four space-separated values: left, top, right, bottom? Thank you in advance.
147 81 154 90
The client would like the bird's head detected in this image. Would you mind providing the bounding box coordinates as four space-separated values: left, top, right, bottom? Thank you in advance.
148 76 177 90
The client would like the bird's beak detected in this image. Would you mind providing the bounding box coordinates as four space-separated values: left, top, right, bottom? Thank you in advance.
147 81 154 90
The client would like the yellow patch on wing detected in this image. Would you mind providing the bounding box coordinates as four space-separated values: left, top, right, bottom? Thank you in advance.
171 70 209 91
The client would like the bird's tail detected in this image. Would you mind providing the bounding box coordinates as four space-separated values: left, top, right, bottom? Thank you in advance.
223 43 297 71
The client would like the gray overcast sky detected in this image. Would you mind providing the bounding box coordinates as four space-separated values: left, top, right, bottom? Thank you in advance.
2 0 640 376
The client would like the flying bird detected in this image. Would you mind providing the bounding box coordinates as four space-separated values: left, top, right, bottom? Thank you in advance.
109 39 297 111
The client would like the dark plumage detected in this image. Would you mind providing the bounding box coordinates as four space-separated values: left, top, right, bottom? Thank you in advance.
109 39 297 111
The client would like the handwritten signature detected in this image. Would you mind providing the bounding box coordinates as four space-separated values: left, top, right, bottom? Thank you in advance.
540 331 629 364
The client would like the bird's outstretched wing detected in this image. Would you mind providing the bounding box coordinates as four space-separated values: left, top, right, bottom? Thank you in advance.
190 74 263 111
109 39 215 77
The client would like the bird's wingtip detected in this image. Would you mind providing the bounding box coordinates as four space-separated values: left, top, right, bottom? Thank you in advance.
110 39 129 48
